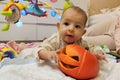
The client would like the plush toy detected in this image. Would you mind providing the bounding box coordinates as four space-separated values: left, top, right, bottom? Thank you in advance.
0 0 27 31
58 44 99 79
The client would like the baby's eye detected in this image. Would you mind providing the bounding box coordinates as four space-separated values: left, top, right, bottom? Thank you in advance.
64 22 69 26
75 25 81 28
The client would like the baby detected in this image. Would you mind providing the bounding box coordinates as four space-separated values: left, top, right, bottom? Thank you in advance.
35 6 107 63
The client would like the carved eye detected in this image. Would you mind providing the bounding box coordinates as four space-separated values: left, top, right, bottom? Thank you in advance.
61 61 77 69
62 48 79 61
71 56 79 61
59 46 79 69
62 47 66 55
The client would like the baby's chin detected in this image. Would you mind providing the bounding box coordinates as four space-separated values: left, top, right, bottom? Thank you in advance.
67 42 74 44
64 40 75 44
63 37 76 44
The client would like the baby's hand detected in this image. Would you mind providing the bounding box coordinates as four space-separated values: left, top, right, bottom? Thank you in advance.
38 50 58 63
94 50 108 62
48 51 58 63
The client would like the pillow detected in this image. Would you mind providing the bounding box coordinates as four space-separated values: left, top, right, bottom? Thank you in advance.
100 6 120 17
88 0 120 26
89 0 120 16
88 14 114 26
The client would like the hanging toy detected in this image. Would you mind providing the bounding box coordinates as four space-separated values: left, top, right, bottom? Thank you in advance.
50 0 57 3
51 10 57 17
63 0 73 10
40 1 62 21
21 0 47 17
0 0 27 31
58 44 99 79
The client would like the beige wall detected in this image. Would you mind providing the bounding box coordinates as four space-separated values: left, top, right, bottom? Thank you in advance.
89 0 120 16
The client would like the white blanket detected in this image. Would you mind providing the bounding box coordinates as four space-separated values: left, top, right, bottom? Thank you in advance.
0 48 119 80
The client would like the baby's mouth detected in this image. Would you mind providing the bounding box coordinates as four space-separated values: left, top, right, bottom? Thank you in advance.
66 34 74 38
65 35 74 44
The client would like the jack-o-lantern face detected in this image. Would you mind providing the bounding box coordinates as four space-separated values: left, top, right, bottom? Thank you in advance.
58 44 99 79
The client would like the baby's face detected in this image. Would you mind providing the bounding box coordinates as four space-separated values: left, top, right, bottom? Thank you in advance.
58 8 86 44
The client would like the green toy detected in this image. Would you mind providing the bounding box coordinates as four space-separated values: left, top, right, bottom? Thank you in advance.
100 44 120 58
108 51 120 58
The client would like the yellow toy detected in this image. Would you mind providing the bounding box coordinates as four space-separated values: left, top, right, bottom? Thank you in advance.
0 47 18 61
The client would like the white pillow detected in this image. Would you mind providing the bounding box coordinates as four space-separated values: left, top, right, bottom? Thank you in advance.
89 14 116 26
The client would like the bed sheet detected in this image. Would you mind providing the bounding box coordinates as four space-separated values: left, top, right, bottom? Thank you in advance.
0 47 119 80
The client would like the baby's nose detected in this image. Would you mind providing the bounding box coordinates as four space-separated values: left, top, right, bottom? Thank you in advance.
68 26 74 31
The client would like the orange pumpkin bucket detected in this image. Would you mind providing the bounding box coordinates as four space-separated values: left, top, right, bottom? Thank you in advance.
58 44 99 79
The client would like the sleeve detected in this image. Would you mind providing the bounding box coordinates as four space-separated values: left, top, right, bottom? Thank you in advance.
33 33 59 59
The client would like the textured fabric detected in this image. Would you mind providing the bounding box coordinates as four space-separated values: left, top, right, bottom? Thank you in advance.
0 48 117 80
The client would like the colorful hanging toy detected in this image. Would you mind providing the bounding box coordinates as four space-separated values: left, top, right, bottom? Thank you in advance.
0 0 47 31
0 47 18 61
21 0 47 17
0 0 72 31
58 44 99 79
63 0 73 10
50 0 57 3
0 0 27 31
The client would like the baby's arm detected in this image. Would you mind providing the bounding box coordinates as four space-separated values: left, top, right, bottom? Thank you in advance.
93 46 108 62
38 49 58 63
85 41 108 62
36 33 60 63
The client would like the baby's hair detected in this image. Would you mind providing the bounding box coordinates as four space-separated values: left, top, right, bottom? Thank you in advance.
62 6 87 26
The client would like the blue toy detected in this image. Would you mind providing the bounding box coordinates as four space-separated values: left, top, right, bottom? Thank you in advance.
21 0 47 17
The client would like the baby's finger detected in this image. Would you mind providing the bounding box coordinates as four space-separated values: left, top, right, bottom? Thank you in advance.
103 57 108 63
117 49 120 54
54 56 58 63
51 53 58 63
100 54 108 62
56 49 60 53
98 53 108 62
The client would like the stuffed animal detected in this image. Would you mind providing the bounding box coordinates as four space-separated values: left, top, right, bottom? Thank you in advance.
0 0 27 31
58 44 99 79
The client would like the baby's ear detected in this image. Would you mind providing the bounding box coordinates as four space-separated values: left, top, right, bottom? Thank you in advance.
56 22 60 29
82 29 86 35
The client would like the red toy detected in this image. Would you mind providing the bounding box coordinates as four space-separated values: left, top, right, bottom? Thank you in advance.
58 44 99 79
